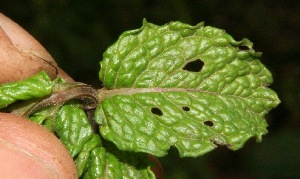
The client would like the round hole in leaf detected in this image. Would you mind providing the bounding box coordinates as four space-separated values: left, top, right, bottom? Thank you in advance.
183 59 204 72
182 106 190 111
204 120 214 127
238 45 250 51
151 107 163 116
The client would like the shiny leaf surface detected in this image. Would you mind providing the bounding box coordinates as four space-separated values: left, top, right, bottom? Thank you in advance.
97 20 280 157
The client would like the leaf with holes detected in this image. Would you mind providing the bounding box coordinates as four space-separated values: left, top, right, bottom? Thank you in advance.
96 20 280 157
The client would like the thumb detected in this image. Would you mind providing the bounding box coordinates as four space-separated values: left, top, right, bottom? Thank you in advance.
0 113 77 178
0 13 74 83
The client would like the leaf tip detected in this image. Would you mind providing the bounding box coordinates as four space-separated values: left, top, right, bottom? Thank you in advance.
142 18 148 26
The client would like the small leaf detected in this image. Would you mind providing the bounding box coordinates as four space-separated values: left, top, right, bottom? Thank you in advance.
55 104 94 157
97 20 280 157
29 105 60 131
75 134 102 177
52 104 155 178
0 71 52 109
83 142 155 179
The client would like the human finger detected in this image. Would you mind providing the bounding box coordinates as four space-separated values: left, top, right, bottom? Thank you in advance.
0 113 77 178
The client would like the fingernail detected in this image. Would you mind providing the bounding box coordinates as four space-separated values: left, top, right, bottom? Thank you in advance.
0 138 59 179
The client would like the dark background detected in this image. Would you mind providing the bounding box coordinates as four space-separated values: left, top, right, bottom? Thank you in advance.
1 0 299 178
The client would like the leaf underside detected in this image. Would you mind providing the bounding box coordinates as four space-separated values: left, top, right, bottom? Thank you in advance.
97 20 280 157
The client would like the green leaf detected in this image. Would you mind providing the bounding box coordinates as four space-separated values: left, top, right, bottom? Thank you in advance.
0 71 52 109
29 106 60 131
97 20 280 157
10 78 98 118
53 104 154 178
55 104 94 157
75 134 102 177
82 142 155 179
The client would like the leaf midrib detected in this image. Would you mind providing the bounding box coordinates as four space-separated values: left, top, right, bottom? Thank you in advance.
98 87 199 101
97 87 276 106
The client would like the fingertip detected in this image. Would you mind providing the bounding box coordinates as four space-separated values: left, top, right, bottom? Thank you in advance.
0 138 59 179
0 13 74 83
0 113 77 178
0 13 55 65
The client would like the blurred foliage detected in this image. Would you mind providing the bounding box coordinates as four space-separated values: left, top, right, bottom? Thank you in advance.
1 0 299 178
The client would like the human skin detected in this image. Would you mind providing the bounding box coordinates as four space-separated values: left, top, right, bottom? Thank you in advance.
0 113 78 178
0 13 73 83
